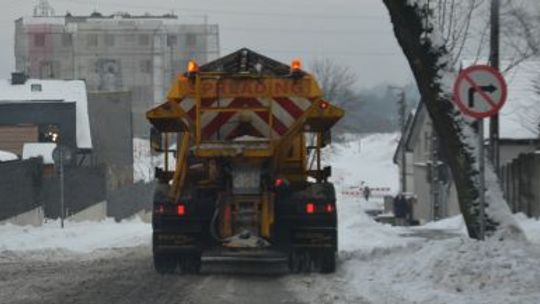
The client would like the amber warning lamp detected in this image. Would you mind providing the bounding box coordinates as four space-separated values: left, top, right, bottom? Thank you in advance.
290 58 302 74
187 60 199 75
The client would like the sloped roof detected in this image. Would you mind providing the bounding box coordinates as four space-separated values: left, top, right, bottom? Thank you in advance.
0 79 92 149
393 102 424 164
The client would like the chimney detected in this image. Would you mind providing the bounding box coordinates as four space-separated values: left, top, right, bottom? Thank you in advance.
11 72 27 85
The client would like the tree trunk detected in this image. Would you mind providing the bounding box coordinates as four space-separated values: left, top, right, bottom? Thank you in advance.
382 0 521 239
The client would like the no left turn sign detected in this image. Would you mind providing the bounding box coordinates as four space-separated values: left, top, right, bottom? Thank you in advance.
453 65 508 119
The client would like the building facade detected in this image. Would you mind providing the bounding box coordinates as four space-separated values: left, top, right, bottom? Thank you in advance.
15 12 220 136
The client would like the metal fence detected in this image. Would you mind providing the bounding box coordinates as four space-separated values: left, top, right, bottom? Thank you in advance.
501 153 540 218
41 166 107 219
0 158 43 221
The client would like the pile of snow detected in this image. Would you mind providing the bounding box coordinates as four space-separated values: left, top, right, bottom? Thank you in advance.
133 138 155 183
0 217 150 255
338 194 414 256
133 137 175 183
0 150 18 162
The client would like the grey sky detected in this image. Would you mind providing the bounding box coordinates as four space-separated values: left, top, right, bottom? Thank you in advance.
1 0 414 89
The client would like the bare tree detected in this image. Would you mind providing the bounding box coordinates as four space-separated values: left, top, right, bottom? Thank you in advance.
431 0 489 67
309 58 357 107
382 0 522 240
499 0 540 71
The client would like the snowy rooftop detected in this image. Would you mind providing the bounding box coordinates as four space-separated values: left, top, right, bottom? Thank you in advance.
0 150 18 162
0 79 92 149
22 143 56 164
462 60 540 140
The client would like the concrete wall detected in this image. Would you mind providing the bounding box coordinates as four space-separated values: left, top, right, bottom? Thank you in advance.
0 206 44 227
107 182 155 222
87 91 133 191
68 201 107 222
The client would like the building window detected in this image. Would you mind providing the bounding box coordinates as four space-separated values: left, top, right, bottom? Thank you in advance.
140 60 152 73
87 33 98 47
34 33 46 47
186 33 196 47
167 35 177 47
138 34 150 46
61 33 72 47
31 84 42 92
105 34 115 47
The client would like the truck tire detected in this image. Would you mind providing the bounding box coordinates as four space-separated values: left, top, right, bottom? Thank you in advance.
320 251 336 274
179 254 201 274
153 253 177 274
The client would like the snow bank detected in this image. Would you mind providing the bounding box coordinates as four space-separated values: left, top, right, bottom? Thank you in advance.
0 217 150 255
384 238 540 304
0 150 18 162
338 194 414 256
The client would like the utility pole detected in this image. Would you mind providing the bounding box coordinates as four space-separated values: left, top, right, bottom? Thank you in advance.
431 132 441 221
390 86 407 193
489 0 500 173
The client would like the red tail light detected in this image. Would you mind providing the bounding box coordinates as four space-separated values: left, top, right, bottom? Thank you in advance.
275 178 285 187
325 203 335 213
306 202 316 214
177 204 186 216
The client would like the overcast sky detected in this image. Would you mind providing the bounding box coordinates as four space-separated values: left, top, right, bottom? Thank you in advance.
1 0 416 89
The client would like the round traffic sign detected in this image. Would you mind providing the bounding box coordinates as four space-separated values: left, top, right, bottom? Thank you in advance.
453 65 507 119
52 145 74 166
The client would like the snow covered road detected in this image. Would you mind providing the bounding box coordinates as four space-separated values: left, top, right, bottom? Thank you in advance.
0 246 307 304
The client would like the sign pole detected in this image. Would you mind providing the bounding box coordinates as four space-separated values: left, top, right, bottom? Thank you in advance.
59 145 65 229
478 119 485 240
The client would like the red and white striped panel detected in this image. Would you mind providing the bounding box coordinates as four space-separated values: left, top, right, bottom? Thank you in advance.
178 96 313 140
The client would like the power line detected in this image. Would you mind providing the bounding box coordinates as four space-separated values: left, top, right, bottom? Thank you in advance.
221 26 392 35
52 0 385 20
220 48 401 57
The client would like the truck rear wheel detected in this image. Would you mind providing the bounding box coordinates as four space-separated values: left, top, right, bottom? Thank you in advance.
153 253 177 274
320 251 336 274
288 250 336 274
179 254 201 274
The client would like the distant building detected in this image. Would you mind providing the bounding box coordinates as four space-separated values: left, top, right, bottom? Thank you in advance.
14 10 220 136
394 60 540 224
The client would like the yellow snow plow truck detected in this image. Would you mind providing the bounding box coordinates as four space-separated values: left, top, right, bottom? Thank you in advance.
146 48 344 274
